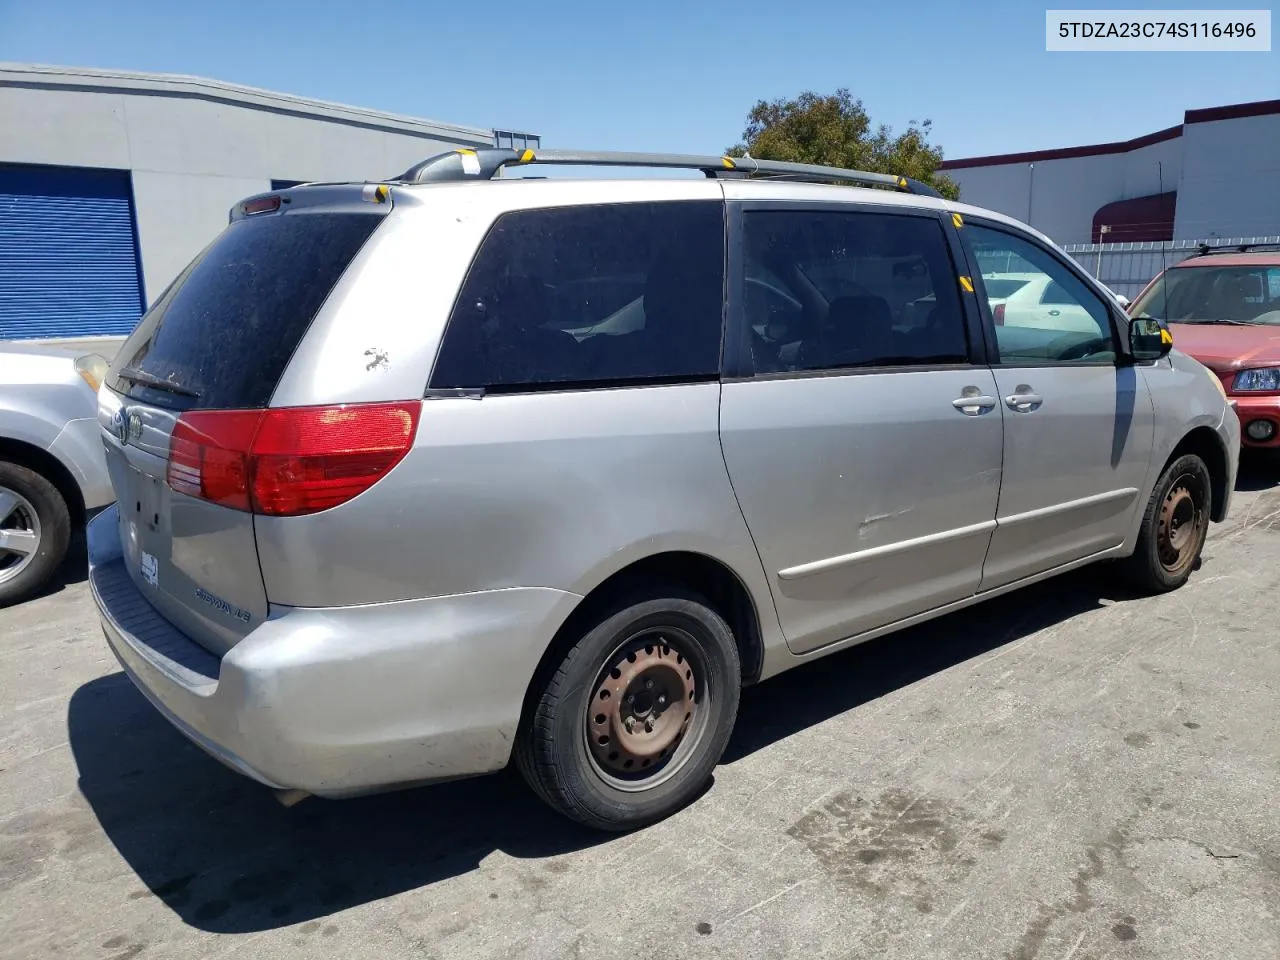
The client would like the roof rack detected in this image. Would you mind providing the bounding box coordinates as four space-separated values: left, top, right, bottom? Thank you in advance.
389 148 945 199
1195 241 1280 256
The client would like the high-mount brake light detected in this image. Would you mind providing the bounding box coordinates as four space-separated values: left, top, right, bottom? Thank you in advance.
242 196 282 216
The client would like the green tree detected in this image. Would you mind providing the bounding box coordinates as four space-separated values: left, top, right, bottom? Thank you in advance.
726 88 959 201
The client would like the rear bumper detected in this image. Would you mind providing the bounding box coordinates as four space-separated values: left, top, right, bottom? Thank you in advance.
87 504 580 797
1228 395 1280 448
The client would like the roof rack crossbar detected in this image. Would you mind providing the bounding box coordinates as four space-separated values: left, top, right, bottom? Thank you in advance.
1195 241 1280 255
389 148 944 199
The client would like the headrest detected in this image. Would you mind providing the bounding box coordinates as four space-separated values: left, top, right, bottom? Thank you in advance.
823 295 893 354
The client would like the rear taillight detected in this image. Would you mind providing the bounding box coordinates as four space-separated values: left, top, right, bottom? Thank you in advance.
166 402 420 517
993 303 1005 326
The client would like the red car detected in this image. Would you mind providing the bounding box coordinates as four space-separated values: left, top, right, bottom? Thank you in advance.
1130 251 1280 450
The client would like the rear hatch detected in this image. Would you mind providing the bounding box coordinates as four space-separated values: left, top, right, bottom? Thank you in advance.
99 190 389 656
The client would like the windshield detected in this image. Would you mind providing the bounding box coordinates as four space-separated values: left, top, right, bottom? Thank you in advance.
1131 264 1280 325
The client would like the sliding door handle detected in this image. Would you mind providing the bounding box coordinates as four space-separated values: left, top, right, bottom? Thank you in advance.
1005 391 1043 412
952 394 997 415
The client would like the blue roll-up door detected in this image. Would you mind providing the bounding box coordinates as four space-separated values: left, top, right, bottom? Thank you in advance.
0 164 145 340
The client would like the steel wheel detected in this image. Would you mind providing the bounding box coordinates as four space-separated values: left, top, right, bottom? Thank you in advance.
0 485 42 587
1156 472 1206 577
584 626 710 792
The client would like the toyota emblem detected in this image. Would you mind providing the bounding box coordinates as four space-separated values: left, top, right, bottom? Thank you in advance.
111 408 142 446
109 408 128 444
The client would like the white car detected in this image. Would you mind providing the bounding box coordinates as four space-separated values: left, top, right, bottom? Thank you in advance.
0 343 115 605
982 272 1100 334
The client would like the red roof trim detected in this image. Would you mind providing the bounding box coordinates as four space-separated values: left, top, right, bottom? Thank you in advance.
940 97 1280 171
940 125 1181 169
1184 98 1280 124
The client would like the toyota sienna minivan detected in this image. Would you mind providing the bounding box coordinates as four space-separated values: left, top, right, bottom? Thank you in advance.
88 148 1239 831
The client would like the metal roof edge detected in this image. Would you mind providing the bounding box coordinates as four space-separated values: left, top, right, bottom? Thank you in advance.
0 62 506 143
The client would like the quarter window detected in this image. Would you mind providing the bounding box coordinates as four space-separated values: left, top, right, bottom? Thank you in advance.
430 201 726 391
967 225 1116 365
739 210 969 374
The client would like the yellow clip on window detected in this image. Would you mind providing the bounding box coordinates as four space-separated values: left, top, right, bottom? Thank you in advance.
952 213 964 228
959 276 975 293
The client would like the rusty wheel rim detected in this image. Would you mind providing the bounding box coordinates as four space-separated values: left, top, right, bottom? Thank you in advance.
1157 474 1205 575
585 627 704 790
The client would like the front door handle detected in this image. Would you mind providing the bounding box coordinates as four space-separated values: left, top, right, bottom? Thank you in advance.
1005 390 1044 412
952 394 997 415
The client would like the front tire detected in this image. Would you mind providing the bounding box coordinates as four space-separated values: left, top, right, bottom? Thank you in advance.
1122 453 1211 594
0 461 72 607
516 589 741 832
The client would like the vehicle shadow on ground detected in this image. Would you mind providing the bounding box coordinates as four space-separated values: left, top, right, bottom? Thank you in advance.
725 565 1142 762
68 671 612 934
1234 453 1280 492
24 528 88 603
67 564 1143 935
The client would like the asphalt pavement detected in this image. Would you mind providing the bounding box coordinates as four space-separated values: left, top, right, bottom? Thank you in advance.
2 462 1278 960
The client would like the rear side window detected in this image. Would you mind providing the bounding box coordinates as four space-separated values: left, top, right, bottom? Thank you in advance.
109 211 383 409
739 209 969 374
430 201 726 391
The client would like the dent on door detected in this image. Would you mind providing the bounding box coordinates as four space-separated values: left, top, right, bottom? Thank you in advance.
720 369 1004 655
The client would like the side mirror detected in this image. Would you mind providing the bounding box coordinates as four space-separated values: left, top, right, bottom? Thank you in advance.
1129 316 1173 361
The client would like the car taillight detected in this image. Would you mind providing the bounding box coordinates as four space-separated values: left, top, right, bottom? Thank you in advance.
168 410 261 511
251 403 420 516
166 401 421 517
993 303 1006 326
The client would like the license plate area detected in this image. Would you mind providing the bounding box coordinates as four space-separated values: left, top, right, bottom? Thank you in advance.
123 463 166 590
128 464 165 534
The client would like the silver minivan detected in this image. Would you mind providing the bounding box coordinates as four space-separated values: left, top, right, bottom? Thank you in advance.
87 149 1240 831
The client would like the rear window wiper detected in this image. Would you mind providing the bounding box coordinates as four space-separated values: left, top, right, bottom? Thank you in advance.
116 366 202 399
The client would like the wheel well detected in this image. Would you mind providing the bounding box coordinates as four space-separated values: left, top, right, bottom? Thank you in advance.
0 438 85 526
518 552 766 732
1167 426 1229 522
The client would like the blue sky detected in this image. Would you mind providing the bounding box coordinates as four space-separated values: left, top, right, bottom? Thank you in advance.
2 0 1277 161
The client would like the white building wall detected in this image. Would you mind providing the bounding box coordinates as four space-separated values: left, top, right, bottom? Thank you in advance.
0 65 503 302
1120 137 1182 203
944 109 1280 247
1173 114 1280 240
945 153 1126 244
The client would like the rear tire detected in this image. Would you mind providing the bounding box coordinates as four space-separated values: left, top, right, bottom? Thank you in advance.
0 461 72 607
1121 454 1211 594
515 588 741 832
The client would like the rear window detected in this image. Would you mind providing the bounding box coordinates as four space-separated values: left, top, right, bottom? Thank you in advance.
983 278 1032 299
108 211 383 409
429 200 725 391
